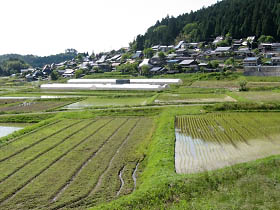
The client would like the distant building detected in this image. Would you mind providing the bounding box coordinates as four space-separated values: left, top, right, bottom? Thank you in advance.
243 57 261 66
179 59 197 68
132 51 143 59
63 69 75 77
271 57 280 66
175 41 186 50
215 47 232 54
213 36 224 45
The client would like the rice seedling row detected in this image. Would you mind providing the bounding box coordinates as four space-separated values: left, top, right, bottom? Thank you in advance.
0 117 154 210
0 119 92 203
0 120 94 184
0 119 76 161
0 100 72 113
0 118 115 209
49 118 137 209
0 119 61 148
175 113 280 174
62 118 154 209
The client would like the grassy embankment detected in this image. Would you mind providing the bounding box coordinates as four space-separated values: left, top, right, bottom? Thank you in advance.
92 106 280 210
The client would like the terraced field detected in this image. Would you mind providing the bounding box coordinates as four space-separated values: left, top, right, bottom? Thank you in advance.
175 113 280 174
0 117 154 209
154 93 236 104
0 100 74 113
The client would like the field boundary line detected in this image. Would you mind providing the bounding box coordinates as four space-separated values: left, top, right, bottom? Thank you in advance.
116 166 125 196
50 118 129 203
0 119 113 205
0 120 61 149
132 161 140 192
52 119 139 210
0 120 96 184
0 120 80 163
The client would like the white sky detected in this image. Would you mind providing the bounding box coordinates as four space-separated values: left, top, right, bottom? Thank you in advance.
0 0 217 56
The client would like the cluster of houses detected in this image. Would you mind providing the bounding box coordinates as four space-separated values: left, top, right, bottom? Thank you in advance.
21 36 280 81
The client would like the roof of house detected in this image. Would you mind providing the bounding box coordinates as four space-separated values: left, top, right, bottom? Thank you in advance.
97 55 107 63
272 43 280 47
139 59 152 68
150 67 162 72
238 47 250 51
179 60 195 65
175 41 185 49
110 54 122 61
271 57 280 60
244 57 259 62
167 60 179 63
132 51 143 59
63 69 75 74
215 47 231 52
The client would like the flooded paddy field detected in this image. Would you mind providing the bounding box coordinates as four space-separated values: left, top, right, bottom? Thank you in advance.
0 124 24 138
175 113 280 174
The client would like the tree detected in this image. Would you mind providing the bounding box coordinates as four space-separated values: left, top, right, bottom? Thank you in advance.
50 70 59 80
158 52 166 61
1 58 29 76
258 35 275 43
141 65 150 76
143 48 154 58
74 69 84 78
209 60 219 69
225 57 235 66
239 78 248 91
116 63 138 74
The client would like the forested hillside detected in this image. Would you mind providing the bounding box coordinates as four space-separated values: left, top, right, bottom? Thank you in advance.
134 0 280 50
0 49 77 68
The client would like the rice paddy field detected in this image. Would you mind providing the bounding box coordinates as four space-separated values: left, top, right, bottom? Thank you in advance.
154 93 236 104
231 91 280 102
191 81 280 90
0 98 79 114
0 116 154 210
175 113 280 174
66 96 152 109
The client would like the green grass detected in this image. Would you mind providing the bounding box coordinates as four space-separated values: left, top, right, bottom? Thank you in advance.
90 107 280 210
0 116 155 210
155 93 227 104
67 96 151 109
230 91 280 103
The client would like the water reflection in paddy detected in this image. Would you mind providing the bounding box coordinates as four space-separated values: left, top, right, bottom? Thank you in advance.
0 125 23 138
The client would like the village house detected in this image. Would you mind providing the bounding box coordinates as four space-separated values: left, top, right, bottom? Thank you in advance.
259 43 272 53
179 59 198 68
271 43 280 52
132 51 144 59
175 41 187 50
243 57 261 66
63 69 75 77
213 36 224 45
271 57 280 66
215 47 232 55
235 47 252 58
175 48 189 57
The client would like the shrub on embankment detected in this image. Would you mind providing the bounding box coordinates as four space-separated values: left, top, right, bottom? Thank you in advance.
205 102 280 112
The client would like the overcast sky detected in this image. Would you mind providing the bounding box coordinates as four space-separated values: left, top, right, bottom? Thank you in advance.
0 0 217 56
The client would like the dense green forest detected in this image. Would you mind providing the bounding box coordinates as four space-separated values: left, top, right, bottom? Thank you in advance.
0 49 77 69
134 0 280 50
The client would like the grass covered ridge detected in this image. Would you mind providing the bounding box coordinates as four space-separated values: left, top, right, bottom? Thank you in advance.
92 106 280 210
